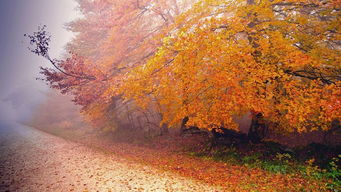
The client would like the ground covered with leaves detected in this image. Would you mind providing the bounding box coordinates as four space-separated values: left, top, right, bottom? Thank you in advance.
0 123 223 192
28 122 340 192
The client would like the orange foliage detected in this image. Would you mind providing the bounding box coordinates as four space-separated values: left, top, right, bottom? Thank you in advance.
122 0 341 133
33 0 340 133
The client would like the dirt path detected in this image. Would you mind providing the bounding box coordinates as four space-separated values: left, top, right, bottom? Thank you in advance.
0 123 222 192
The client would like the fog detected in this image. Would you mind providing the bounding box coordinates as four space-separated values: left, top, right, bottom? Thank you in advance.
0 0 80 124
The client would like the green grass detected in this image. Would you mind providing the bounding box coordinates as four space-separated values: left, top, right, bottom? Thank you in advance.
188 147 340 191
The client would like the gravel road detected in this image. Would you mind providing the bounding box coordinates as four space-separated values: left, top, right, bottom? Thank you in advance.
0 123 222 192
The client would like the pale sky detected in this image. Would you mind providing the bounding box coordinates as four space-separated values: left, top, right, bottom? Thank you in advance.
0 0 80 122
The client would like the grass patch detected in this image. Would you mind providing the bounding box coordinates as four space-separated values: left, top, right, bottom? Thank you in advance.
188 143 340 191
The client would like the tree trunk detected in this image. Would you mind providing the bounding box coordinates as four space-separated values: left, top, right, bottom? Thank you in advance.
180 116 189 134
248 113 268 143
160 123 169 135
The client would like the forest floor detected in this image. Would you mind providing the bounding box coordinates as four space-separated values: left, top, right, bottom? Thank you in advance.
13 123 333 192
0 123 223 192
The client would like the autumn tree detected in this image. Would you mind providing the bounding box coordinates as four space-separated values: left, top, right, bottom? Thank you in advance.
27 0 193 132
27 0 340 140
122 0 340 137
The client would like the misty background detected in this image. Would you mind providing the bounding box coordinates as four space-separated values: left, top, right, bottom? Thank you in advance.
0 0 80 123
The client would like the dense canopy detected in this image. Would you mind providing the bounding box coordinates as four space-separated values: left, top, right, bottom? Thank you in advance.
28 0 340 134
